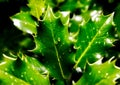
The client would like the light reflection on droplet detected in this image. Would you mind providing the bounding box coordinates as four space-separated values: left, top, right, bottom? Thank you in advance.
98 71 101 73
21 74 24 78
95 53 102 59
105 38 112 44
76 67 82 73
61 12 70 17
58 38 61 42
73 15 83 22
89 72 92 75
30 77 33 80
90 10 101 22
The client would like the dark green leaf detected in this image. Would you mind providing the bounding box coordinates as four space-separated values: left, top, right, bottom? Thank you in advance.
75 58 120 85
73 11 115 69
33 6 74 80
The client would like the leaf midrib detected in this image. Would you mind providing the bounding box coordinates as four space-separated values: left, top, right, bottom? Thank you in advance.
51 27 66 79
73 16 111 69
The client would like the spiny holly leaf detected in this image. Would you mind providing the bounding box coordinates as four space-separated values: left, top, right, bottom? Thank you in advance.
33 6 74 80
11 12 38 35
45 0 64 8
0 70 29 85
78 0 94 12
59 0 94 13
73 11 115 69
114 4 120 35
75 58 120 85
27 0 45 20
60 0 78 12
0 54 50 85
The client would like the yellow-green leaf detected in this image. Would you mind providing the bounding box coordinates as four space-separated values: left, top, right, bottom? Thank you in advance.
28 0 45 20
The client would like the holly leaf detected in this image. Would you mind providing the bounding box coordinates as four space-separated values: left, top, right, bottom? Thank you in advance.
75 58 120 85
0 54 50 85
114 4 120 35
27 0 45 20
60 0 93 13
73 11 115 69
32 6 74 80
0 70 30 85
11 12 38 35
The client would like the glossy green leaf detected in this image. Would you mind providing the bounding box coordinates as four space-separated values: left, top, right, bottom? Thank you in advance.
114 4 120 34
0 54 50 85
73 11 115 69
1 0 120 85
0 70 30 85
59 0 93 13
75 58 120 85
27 0 45 20
11 12 38 35
33 6 74 80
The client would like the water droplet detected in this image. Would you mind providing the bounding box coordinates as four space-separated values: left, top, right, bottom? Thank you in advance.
115 34 118 37
81 40 85 43
106 73 109 76
5 68 8 71
106 32 109 35
14 79 17 82
87 36 89 39
95 17 100 22
105 38 112 45
72 81 75 85
95 53 102 59
24 72 26 75
90 10 101 22
95 42 98 44
90 10 98 17
73 15 83 22
11 83 14 85
10 76 13 79
5 72 8 75
105 73 109 78
30 77 33 80
76 67 82 73
28 66 30 69
55 41 58 45
89 72 92 75
98 31 101 34
98 71 101 73
21 74 24 78
58 38 60 42
93 27 95 30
